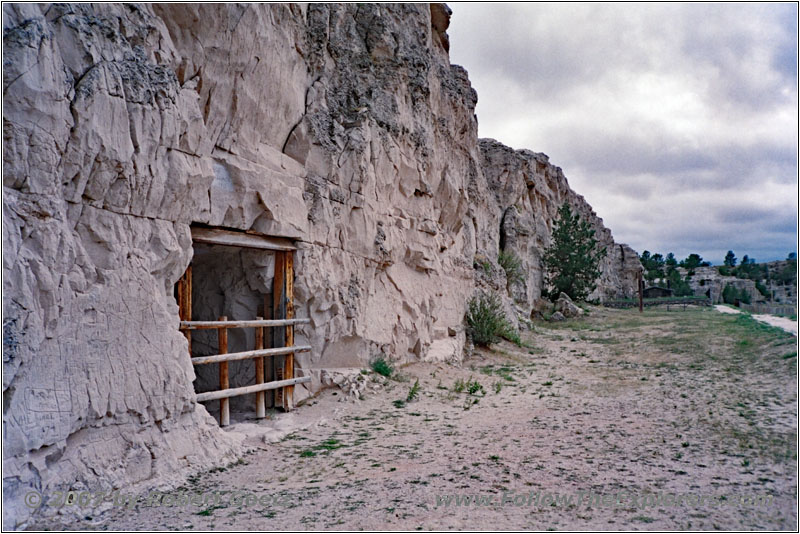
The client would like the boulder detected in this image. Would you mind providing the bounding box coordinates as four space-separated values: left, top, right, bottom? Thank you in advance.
555 292 584 318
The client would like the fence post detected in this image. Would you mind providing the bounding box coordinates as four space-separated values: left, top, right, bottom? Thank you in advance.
638 272 644 313
273 252 286 409
255 316 265 419
218 315 229 427
284 252 295 411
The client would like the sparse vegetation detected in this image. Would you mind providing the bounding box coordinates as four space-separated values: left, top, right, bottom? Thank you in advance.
498 249 524 285
722 283 751 305
370 357 394 378
465 292 519 347
452 378 465 393
406 379 420 402
466 377 485 396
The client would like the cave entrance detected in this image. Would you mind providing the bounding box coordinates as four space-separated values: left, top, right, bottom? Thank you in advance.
174 226 311 426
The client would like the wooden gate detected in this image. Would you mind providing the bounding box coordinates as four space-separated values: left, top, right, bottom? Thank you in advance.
175 227 312 426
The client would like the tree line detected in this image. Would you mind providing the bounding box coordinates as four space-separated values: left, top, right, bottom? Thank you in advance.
639 249 797 302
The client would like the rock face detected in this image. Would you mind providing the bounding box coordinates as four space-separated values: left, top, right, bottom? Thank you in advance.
681 267 761 304
2 3 639 526
477 139 642 319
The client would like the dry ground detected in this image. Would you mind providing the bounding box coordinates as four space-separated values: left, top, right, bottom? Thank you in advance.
31 306 798 530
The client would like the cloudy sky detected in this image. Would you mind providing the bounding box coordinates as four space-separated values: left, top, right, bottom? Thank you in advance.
448 2 798 264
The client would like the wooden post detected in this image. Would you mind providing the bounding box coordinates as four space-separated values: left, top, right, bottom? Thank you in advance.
638 272 644 313
218 315 229 426
264 294 274 408
177 266 192 355
283 251 295 411
254 316 265 419
273 253 286 409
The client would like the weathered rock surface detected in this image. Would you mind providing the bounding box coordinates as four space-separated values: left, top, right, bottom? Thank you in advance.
555 292 584 318
2 3 639 526
680 267 761 304
477 138 642 321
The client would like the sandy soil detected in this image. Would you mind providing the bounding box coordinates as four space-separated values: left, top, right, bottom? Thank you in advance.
31 307 797 531
715 305 798 336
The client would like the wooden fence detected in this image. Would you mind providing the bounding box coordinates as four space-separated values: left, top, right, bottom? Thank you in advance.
175 229 311 427
180 316 311 426
739 302 797 316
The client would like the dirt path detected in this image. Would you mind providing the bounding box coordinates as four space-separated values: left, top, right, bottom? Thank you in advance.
715 305 798 336
32 307 797 531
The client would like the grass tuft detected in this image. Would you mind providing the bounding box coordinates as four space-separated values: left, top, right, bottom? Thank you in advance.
370 357 394 378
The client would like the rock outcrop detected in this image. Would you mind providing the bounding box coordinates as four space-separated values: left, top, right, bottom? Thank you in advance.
2 3 640 526
477 139 642 319
680 267 761 304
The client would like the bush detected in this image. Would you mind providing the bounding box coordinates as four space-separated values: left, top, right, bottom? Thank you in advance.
465 292 517 347
370 357 394 377
738 287 752 304
722 284 737 305
756 281 770 298
722 284 751 305
498 250 524 285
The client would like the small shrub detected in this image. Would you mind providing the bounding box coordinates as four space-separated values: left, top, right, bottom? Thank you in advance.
452 378 466 393
465 292 516 347
406 379 420 402
738 287 752 304
466 377 485 396
370 357 394 377
498 250 524 285
755 281 770 298
392 399 406 408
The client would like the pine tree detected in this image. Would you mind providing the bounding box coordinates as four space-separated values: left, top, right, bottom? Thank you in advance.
542 203 608 301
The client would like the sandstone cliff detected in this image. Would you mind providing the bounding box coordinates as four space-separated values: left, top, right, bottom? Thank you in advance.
679 267 761 304
2 3 639 526
477 139 641 319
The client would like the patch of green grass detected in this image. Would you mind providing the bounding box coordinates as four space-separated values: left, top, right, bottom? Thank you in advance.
196 505 225 516
466 377 485 396
406 379 421 402
782 351 797 360
500 327 523 347
299 450 317 458
370 357 394 378
316 438 344 451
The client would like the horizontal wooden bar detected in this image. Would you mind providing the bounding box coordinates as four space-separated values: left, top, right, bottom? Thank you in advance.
191 227 296 251
196 376 312 402
180 318 310 330
191 345 310 366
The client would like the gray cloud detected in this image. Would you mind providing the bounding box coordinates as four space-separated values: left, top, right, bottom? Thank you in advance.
448 2 798 263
